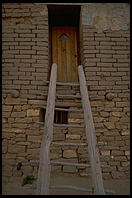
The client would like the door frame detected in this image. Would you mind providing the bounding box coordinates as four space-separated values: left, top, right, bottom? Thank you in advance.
48 5 81 80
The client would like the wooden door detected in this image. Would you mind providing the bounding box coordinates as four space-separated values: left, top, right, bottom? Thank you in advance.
52 27 78 82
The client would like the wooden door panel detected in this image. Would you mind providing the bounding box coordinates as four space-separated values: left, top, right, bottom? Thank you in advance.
52 27 78 82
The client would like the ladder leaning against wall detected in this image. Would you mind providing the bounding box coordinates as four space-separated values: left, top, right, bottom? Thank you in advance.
36 63 113 195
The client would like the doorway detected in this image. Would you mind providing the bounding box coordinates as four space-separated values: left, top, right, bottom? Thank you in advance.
48 5 81 82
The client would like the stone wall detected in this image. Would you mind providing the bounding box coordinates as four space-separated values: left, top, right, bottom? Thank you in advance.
79 3 130 179
2 3 49 183
2 3 130 185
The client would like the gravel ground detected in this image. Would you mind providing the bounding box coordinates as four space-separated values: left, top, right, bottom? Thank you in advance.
2 174 130 195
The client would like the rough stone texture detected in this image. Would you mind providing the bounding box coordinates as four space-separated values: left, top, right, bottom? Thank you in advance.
2 3 130 185
2 3 49 184
80 3 130 180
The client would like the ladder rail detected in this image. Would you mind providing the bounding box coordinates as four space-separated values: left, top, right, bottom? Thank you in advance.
37 64 108 195
78 65 105 195
37 63 57 195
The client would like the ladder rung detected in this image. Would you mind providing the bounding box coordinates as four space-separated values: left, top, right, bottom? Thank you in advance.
39 106 83 112
51 160 110 168
43 80 80 86
55 107 83 112
40 93 103 100
54 123 84 128
52 141 106 147
50 184 93 192
50 185 115 194
38 101 82 108
30 159 110 168
37 122 85 128
41 93 81 99
50 160 90 167
52 142 87 146
56 94 81 99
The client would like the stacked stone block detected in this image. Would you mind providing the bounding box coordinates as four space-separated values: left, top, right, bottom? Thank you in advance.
2 3 49 183
79 4 130 179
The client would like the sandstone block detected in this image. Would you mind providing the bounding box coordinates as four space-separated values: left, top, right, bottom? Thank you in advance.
125 151 130 156
11 111 26 118
13 128 25 134
100 150 110 156
104 122 115 129
63 150 77 158
5 98 21 105
63 166 77 173
8 145 26 154
121 161 130 167
105 93 116 101
100 112 109 117
53 133 65 141
2 139 8 154
111 112 122 117
66 134 80 140
27 135 41 142
27 109 39 117
50 152 62 160
111 150 124 156
10 90 20 98
116 101 129 107
2 105 13 112
27 148 40 155
68 118 84 124
121 130 129 136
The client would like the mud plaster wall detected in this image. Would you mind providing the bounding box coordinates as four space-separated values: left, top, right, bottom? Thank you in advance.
81 3 130 32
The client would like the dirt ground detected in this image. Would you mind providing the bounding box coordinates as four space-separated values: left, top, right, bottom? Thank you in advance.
2 174 130 195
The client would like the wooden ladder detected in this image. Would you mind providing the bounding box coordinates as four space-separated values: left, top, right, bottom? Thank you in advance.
37 63 108 195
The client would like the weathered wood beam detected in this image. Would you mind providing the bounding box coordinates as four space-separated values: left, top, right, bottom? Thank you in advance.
37 63 57 195
39 106 83 112
78 65 105 195
41 93 81 99
37 122 85 128
50 185 93 192
52 142 87 146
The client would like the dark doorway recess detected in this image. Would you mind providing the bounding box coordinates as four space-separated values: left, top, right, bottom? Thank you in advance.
48 5 80 26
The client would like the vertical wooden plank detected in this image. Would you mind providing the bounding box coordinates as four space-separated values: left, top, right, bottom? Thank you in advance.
66 28 71 82
37 63 57 195
57 29 62 82
61 27 67 82
74 28 78 81
78 65 105 195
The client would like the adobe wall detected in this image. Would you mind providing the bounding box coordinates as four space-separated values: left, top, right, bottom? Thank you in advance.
2 3 49 184
2 3 130 185
80 3 130 179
